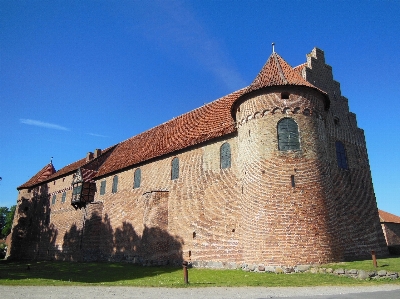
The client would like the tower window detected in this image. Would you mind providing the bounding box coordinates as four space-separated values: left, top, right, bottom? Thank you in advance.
100 180 106 195
291 175 295 187
281 92 290 99
171 157 179 180
220 142 231 169
277 118 300 151
51 194 56 205
335 141 348 169
61 192 66 203
112 175 118 193
134 168 141 189
334 117 340 125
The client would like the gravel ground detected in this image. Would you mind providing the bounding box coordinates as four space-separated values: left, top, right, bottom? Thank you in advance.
2 285 400 299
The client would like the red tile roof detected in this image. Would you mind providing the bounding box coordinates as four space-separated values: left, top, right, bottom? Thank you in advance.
379 209 400 224
18 51 330 185
81 168 98 183
18 163 56 190
49 158 87 180
18 146 117 189
96 89 246 177
245 53 318 93
293 63 307 74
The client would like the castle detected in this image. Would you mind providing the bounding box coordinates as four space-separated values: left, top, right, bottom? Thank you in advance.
8 47 388 267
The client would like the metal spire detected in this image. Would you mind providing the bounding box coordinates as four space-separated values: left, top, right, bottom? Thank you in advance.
272 42 275 53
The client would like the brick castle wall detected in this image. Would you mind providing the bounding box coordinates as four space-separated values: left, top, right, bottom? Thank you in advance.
7 48 388 266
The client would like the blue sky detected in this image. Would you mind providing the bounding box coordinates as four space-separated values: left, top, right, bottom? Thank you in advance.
1 1 399 216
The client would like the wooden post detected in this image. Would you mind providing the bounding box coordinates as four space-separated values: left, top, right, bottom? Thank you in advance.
182 261 189 284
371 250 378 268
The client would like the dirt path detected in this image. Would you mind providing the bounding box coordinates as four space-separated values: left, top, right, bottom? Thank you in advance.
2 285 400 299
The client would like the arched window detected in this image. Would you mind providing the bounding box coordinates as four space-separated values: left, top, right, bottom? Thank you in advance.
112 175 118 193
335 141 348 169
61 192 66 203
134 168 141 189
171 157 179 180
277 118 300 151
220 142 231 169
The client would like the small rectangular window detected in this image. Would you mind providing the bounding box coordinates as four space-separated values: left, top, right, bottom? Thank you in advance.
171 157 179 180
335 141 349 169
134 168 141 189
220 142 231 169
72 185 82 195
51 194 57 205
100 181 106 195
112 176 118 193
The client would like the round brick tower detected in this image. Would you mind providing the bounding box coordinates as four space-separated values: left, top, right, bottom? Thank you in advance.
233 51 341 266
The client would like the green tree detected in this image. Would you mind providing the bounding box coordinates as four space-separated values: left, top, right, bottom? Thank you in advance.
1 206 16 237
0 207 8 238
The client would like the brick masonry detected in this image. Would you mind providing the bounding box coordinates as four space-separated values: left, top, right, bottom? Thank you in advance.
7 47 388 267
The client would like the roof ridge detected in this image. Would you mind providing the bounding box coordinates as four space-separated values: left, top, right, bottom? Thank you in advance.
116 88 246 146
273 53 288 84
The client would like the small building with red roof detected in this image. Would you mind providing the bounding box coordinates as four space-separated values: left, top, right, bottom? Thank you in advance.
379 209 400 254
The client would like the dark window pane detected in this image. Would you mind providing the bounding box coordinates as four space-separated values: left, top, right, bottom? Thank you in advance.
112 175 118 193
51 194 56 205
134 168 141 189
277 118 300 151
171 157 179 180
220 142 231 169
335 141 348 169
61 192 66 203
100 181 106 195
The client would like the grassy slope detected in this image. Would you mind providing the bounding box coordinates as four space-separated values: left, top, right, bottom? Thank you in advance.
0 257 399 287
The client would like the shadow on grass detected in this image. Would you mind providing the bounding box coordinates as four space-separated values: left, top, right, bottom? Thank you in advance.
8 187 183 272
0 260 181 284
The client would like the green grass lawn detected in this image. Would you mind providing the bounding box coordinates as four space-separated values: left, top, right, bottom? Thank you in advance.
323 256 400 272
0 257 399 287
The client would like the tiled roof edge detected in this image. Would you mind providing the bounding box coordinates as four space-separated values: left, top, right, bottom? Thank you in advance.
114 88 246 146
379 209 400 224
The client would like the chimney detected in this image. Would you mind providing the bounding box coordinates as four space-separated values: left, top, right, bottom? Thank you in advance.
94 148 102 158
86 152 94 162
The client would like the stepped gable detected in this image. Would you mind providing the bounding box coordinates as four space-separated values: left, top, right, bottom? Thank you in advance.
17 163 56 190
97 89 246 178
379 209 400 224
